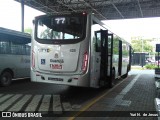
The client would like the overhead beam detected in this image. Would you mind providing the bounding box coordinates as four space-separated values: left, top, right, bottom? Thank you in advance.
57 0 77 12
83 0 108 20
28 0 59 13
137 0 143 17
111 2 124 19
15 0 160 20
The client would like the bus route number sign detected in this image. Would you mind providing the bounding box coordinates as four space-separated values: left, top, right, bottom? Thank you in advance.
55 17 65 24
156 44 160 52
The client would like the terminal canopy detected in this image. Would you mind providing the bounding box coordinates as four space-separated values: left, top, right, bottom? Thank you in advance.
16 0 160 20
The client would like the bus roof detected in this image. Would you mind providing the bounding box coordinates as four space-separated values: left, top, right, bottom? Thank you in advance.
0 27 31 44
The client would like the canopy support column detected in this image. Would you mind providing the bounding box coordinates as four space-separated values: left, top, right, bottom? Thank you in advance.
21 0 24 32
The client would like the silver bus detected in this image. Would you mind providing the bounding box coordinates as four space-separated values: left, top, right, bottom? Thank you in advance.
31 12 131 88
0 27 31 86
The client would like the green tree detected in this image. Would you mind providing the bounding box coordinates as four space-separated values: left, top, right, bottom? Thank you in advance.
131 38 153 53
24 28 32 34
40 28 60 39
113 37 119 55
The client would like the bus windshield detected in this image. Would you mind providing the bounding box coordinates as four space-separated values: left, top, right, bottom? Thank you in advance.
36 14 87 42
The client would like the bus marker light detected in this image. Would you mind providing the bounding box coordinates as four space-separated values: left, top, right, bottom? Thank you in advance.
82 12 86 15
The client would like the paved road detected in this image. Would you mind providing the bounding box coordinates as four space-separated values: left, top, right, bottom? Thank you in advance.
0 78 113 119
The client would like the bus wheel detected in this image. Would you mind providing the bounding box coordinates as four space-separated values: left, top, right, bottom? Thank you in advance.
108 69 115 88
0 71 12 87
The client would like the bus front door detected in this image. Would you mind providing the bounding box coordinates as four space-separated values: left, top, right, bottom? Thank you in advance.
107 33 114 87
95 30 113 87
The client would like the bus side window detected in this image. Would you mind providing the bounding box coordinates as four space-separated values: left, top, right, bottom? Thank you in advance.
0 41 10 54
95 32 101 52
26 45 31 55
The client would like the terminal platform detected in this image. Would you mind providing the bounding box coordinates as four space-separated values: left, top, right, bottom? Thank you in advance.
73 70 157 120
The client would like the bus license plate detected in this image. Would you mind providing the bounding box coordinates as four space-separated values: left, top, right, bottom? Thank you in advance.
48 77 63 81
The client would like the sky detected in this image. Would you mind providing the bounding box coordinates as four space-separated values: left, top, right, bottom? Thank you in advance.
0 0 160 42
103 18 160 41
0 0 44 31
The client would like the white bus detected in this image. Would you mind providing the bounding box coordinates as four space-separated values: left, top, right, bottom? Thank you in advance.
31 12 131 88
0 27 31 86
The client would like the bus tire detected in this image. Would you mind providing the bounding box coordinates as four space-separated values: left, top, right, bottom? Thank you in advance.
108 69 115 88
0 71 12 87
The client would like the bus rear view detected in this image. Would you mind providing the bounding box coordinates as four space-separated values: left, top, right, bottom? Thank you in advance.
31 12 131 88
31 13 90 87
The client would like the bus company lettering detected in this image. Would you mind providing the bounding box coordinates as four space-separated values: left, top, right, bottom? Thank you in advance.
50 64 62 69
50 59 64 63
